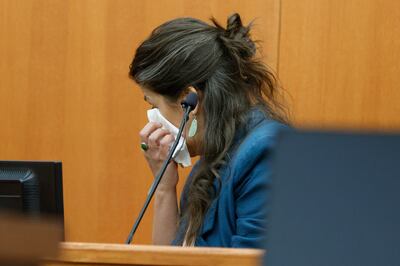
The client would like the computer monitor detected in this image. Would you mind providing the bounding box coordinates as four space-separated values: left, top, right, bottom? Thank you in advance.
0 161 63 219
265 130 400 265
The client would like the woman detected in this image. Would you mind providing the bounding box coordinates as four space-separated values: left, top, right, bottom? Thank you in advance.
129 13 288 248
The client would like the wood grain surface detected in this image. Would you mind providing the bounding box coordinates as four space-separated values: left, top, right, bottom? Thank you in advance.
0 0 280 244
279 0 400 130
42 242 263 266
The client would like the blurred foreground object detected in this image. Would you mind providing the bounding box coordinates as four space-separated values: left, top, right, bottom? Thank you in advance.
0 212 62 266
265 130 400 265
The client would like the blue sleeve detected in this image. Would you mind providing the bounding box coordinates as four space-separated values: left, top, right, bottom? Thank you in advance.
231 152 271 248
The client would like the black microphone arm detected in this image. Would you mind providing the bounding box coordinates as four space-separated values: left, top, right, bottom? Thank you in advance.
125 92 198 244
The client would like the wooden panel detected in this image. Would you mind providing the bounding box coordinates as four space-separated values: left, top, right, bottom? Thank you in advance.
0 0 280 244
278 0 400 130
42 242 263 266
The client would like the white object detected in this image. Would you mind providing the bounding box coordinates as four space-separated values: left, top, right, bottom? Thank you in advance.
147 108 192 167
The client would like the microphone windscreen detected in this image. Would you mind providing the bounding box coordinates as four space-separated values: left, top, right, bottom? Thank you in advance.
181 92 198 110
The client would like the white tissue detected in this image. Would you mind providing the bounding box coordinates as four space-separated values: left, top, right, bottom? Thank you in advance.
147 108 192 167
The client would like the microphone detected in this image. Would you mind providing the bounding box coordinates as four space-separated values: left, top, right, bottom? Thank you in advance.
125 92 198 244
181 92 198 111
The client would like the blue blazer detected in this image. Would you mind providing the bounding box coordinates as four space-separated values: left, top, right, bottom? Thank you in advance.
172 108 287 248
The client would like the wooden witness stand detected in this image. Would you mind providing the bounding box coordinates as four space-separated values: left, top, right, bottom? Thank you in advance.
0 213 263 266
42 242 264 266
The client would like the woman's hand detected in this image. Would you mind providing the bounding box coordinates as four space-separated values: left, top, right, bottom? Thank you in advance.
140 121 180 245
139 122 179 190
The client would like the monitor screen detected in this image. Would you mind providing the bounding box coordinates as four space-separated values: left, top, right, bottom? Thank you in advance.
0 161 63 219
